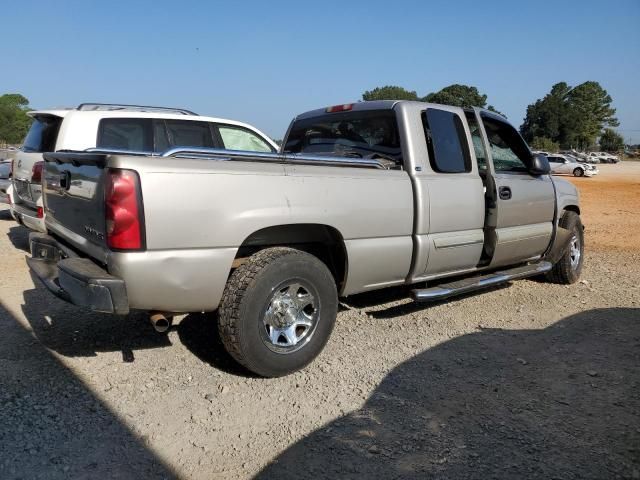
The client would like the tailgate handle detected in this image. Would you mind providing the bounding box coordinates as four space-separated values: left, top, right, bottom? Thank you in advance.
59 171 71 190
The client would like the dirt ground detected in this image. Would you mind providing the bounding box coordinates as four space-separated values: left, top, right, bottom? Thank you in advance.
566 162 640 252
0 164 638 479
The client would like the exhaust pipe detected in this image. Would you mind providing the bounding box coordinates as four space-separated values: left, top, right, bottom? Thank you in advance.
149 312 172 333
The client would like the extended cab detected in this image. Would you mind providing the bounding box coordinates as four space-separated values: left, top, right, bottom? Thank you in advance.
11 103 277 231
27 101 583 377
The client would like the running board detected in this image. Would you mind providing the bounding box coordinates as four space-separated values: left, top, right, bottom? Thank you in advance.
412 261 552 303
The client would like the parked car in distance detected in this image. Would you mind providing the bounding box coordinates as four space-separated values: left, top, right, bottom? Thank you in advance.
28 100 583 378
587 151 619 164
547 154 598 177
11 103 278 232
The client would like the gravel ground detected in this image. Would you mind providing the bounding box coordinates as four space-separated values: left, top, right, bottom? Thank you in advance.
0 164 639 479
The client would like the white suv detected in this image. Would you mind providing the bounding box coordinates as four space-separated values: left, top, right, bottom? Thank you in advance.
11 103 278 232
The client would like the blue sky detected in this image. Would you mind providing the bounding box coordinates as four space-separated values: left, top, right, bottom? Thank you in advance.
2 0 639 142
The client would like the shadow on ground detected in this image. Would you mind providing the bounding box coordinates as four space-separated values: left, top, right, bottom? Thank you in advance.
0 301 178 479
177 312 255 377
257 308 640 480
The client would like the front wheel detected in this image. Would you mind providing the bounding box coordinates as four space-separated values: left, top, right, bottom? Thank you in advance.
573 168 584 177
218 247 338 377
547 211 584 284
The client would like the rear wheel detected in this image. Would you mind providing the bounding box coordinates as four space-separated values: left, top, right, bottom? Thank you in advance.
547 211 584 284
218 247 338 377
573 167 584 177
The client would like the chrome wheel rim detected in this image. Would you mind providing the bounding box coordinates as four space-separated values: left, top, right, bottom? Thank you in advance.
569 234 581 270
261 281 318 354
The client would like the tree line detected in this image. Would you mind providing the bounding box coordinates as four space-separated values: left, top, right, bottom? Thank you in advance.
0 84 626 152
362 82 624 152
0 94 31 146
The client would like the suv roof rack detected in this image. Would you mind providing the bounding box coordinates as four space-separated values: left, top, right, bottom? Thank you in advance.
77 103 198 116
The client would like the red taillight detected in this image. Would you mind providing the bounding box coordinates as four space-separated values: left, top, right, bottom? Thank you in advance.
32 161 44 183
37 206 43 218
326 103 353 113
105 169 144 250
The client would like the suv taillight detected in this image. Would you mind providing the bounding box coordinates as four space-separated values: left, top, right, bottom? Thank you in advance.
105 169 144 250
32 161 44 183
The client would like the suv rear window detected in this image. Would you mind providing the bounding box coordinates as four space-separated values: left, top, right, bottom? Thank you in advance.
98 118 153 151
165 120 214 148
283 110 402 165
22 115 62 153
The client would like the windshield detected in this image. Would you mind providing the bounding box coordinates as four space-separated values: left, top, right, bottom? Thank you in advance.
283 110 402 165
22 115 62 153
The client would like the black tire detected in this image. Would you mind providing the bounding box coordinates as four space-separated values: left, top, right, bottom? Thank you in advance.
573 167 584 177
218 247 338 377
547 211 584 284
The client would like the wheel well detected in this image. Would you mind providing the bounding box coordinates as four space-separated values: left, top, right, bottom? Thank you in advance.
235 224 348 291
564 205 580 215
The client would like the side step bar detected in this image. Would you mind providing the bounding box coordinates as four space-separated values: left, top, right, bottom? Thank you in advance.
412 261 552 303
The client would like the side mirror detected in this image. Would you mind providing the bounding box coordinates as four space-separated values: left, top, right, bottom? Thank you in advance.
529 153 550 175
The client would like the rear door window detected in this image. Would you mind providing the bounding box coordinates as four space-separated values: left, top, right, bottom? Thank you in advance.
422 109 471 173
97 118 153 151
165 120 214 148
216 125 274 152
22 115 62 152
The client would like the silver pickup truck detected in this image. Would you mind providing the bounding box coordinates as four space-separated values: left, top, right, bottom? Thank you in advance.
27 101 583 377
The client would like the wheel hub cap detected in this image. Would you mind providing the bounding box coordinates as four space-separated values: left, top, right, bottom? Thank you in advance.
262 282 318 354
569 234 581 270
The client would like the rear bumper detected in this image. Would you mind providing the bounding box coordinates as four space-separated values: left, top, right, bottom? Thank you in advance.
12 202 46 232
27 232 129 314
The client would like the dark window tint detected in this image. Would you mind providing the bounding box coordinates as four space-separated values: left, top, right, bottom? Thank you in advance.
165 120 214 148
481 116 531 173
548 156 562 163
464 111 487 172
422 109 471 173
283 110 402 165
97 118 153 151
22 115 62 152
153 120 169 152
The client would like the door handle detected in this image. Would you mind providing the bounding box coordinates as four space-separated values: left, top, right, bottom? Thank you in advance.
498 186 512 200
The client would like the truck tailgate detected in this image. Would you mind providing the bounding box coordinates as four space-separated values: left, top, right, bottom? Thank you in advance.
43 153 109 260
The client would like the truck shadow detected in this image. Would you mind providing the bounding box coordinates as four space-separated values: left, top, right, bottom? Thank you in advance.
0 300 178 479
177 312 257 377
256 307 640 479
21 274 172 360
0 207 13 221
7 225 29 252
343 282 511 320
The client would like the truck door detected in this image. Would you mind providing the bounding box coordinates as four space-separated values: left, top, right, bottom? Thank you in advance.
470 109 555 267
410 106 486 279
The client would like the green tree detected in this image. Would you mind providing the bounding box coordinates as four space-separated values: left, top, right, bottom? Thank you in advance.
599 128 624 152
363 84 502 113
0 93 32 145
362 85 418 101
530 136 559 152
423 84 487 109
520 81 618 149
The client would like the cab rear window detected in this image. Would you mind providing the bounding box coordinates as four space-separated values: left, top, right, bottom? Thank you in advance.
22 115 62 153
284 110 402 165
